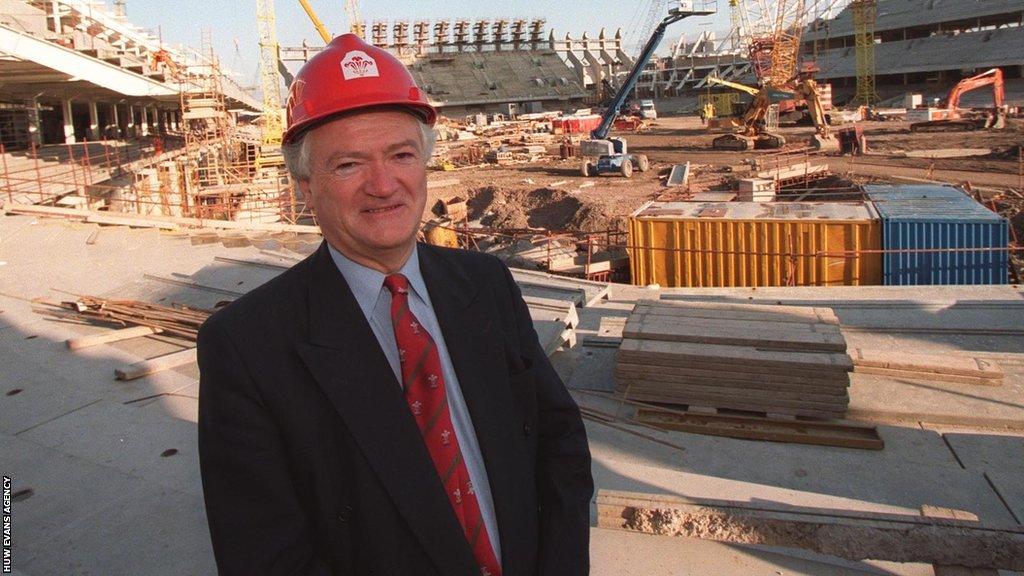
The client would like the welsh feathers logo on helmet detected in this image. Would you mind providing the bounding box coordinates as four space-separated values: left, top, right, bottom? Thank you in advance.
340 50 379 80
282 34 436 145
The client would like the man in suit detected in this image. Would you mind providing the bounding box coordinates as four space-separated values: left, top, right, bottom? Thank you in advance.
197 34 593 576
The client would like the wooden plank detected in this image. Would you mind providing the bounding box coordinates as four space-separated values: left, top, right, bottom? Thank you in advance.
617 388 847 418
628 318 844 344
619 338 854 371
628 313 844 336
852 348 1003 380
634 407 882 450
115 348 197 381
641 299 839 325
66 326 162 350
615 363 850 391
921 505 981 523
853 366 1003 386
616 353 851 380
616 360 851 385
616 383 848 411
615 373 851 398
623 318 847 352
596 490 1024 570
614 381 850 409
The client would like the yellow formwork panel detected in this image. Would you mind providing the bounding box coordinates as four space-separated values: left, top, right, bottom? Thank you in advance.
628 207 883 288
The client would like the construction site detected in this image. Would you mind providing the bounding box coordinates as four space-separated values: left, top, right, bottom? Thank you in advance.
2 0 1024 573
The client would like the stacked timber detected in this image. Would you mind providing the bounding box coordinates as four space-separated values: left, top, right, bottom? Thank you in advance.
615 300 853 418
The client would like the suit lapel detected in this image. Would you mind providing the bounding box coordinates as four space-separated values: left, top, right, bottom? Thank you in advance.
418 245 535 575
295 242 478 576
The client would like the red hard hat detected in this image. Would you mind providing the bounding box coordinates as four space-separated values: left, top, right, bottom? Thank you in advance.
282 34 436 144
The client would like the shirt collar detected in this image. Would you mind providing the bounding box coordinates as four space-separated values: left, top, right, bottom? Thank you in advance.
327 244 430 317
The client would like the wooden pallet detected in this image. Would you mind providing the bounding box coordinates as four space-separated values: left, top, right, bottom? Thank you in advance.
616 299 853 417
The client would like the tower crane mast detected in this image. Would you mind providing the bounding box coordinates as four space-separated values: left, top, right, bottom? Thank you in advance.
345 0 365 38
256 0 284 146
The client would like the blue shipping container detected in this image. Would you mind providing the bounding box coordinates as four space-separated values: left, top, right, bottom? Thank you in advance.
865 185 1009 285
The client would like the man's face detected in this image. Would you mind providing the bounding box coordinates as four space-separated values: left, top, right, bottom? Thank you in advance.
298 109 428 268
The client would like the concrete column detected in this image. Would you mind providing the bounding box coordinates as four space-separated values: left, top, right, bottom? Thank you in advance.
125 104 135 137
140 106 150 136
49 0 61 34
88 100 100 141
110 103 121 139
61 97 76 144
25 98 42 147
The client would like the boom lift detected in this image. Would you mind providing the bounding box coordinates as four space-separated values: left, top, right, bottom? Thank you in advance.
580 1 715 177
910 68 1007 132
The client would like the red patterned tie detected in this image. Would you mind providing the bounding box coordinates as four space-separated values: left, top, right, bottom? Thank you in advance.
384 274 502 576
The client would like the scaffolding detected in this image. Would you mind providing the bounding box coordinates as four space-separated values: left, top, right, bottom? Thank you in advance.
851 0 879 106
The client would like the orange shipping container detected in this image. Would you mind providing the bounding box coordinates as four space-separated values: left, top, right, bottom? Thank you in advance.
628 201 882 288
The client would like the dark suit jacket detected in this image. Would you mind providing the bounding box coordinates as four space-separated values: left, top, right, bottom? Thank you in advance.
197 241 593 575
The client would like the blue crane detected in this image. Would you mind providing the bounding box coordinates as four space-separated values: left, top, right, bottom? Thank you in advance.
580 1 716 177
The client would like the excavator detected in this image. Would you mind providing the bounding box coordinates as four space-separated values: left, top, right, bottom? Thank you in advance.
910 68 1007 132
706 64 840 152
704 75 788 150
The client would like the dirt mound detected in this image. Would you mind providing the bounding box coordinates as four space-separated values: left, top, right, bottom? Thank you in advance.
467 186 618 232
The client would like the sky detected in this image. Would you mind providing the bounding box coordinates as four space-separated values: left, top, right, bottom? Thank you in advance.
121 0 733 92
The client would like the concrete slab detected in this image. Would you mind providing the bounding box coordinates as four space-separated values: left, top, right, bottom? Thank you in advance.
986 472 1024 526
940 430 1024 476
565 347 618 392
142 392 199 423
0 432 215 575
186 261 282 295
19 400 201 498
590 445 1016 526
848 373 1024 429
578 396 1017 525
0 295 198 433
589 527 932 575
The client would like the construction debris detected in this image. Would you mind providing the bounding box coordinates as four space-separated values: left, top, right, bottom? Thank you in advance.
45 296 213 341
597 490 1024 571
666 162 691 187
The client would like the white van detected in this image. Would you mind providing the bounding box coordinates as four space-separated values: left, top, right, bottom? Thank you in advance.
639 99 657 120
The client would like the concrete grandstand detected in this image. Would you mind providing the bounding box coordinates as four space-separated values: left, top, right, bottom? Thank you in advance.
0 0 259 150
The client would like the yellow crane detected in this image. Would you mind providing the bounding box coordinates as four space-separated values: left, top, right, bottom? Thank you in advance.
297 0 332 43
296 0 364 42
705 75 760 96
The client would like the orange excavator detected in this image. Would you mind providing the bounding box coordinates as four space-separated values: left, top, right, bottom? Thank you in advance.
910 68 1007 132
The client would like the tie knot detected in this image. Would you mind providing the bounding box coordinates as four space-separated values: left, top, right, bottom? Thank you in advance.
384 273 410 296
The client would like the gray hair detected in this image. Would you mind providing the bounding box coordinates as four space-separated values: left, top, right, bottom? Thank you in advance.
283 120 436 181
